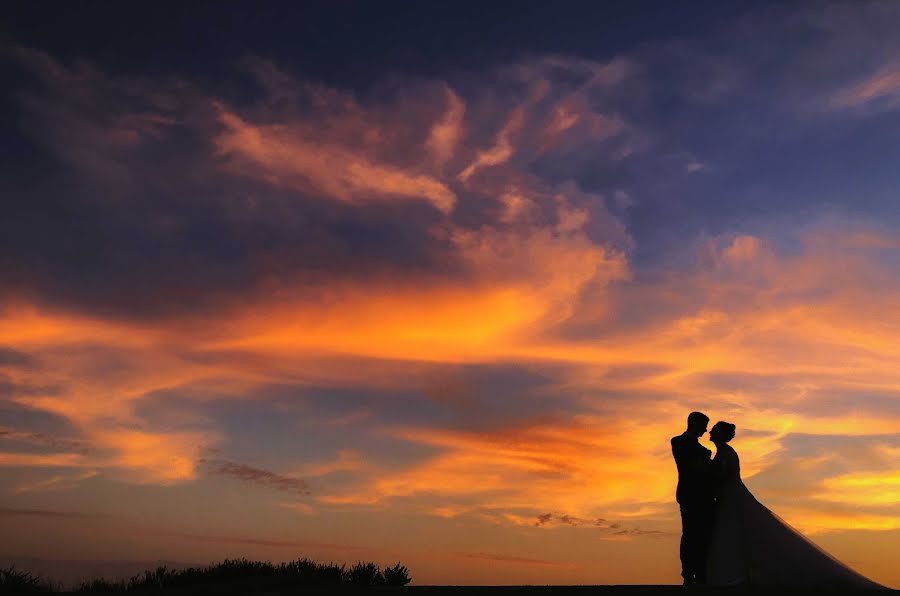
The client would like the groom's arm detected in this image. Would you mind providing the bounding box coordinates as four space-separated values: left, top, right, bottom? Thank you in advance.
672 439 710 472
699 447 713 473
691 446 713 481
671 437 692 470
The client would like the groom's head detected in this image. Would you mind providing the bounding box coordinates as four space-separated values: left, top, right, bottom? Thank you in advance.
686 411 709 437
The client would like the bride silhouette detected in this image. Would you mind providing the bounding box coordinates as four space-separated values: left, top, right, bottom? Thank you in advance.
706 421 885 588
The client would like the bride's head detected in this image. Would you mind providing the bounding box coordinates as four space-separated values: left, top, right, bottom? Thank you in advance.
710 421 736 444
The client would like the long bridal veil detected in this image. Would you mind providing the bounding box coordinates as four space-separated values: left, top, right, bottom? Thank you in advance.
707 444 885 589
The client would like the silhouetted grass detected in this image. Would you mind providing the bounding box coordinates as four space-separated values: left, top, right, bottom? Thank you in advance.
1 566 54 593
38 557 411 593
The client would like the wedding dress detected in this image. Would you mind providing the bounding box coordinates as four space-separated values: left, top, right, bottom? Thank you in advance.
706 443 884 588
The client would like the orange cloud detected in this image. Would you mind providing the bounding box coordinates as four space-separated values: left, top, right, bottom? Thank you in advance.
13 470 99 494
775 505 900 535
458 106 526 182
4 223 900 513
0 452 88 468
831 64 900 109
819 471 900 506
426 85 465 166
314 414 681 521
454 551 577 568
205 203 627 363
214 104 457 213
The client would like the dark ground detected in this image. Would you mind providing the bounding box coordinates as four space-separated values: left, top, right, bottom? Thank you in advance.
52 586 896 595
333 587 893 595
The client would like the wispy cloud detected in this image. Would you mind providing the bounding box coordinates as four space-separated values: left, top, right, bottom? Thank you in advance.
200 459 312 494
0 426 90 454
685 160 710 174
13 470 99 494
426 84 466 166
458 106 526 182
453 551 577 568
830 65 900 110
213 103 458 213
169 532 366 552
0 506 103 519
0 347 35 368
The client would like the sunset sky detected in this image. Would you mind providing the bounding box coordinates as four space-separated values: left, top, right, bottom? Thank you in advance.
2 0 900 587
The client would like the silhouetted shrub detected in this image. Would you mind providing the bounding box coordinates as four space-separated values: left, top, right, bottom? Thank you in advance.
19 556 411 592
126 566 178 590
201 558 277 579
75 577 125 592
279 557 345 584
383 561 412 586
0 566 52 592
346 561 385 586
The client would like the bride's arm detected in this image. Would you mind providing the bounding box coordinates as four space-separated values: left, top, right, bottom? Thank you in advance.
711 452 727 498
728 448 740 479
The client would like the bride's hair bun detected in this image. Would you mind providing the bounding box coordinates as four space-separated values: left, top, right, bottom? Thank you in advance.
711 421 736 442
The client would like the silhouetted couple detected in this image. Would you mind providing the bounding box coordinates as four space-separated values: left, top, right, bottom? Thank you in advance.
671 411 884 589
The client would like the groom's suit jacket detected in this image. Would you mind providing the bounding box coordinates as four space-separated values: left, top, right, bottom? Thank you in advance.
671 432 713 505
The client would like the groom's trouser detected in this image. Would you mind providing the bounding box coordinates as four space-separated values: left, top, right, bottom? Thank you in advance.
679 502 713 582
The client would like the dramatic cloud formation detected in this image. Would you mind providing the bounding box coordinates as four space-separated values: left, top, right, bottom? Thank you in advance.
3 3 900 586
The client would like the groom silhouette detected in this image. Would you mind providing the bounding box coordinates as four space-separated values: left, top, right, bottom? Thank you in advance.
671 411 714 585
